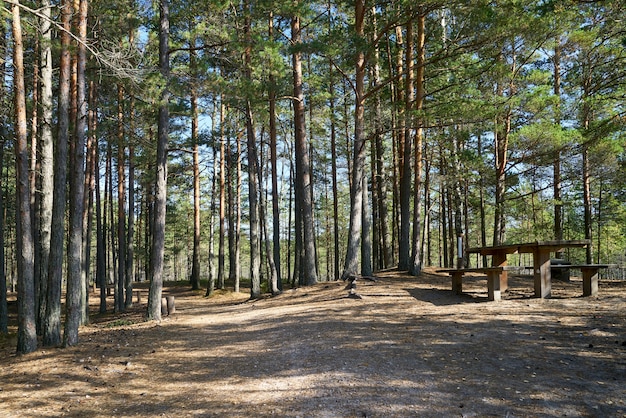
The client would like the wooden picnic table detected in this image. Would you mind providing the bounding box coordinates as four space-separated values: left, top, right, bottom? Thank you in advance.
467 240 591 299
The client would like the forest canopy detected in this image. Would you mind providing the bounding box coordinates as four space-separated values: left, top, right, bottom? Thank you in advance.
0 0 625 353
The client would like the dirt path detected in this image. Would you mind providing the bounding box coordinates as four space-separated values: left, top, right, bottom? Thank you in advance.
1 269 625 417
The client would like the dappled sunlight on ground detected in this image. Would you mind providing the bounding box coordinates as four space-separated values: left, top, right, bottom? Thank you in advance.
1 270 625 417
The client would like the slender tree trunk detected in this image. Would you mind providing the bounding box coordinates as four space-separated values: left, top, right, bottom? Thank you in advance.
329 62 340 281
268 12 282 289
218 99 226 290
125 97 136 308
190 45 201 291
95 96 106 313
244 1 261 299
410 13 426 275
206 137 218 297
147 0 170 320
292 12 317 286
116 85 126 312
257 143 280 294
342 0 366 279
13 2 38 354
0 141 6 334
0 17 7 334
553 42 563 251
64 0 89 345
37 0 54 336
83 79 96 314
361 176 372 276
43 0 71 346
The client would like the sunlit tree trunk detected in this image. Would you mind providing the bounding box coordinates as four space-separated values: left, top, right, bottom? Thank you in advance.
410 13 425 275
43 0 71 346
342 0 366 279
244 0 261 299
268 12 282 288
190 44 201 291
292 11 317 285
126 96 136 308
13 1 38 354
64 0 89 345
218 98 226 290
116 85 126 312
0 141 6 334
37 0 54 334
553 41 563 252
147 0 170 320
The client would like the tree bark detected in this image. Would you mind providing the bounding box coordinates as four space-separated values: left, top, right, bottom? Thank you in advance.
268 12 282 288
398 18 413 271
244 0 261 299
43 0 71 346
553 41 563 257
116 85 127 312
13 2 38 354
147 0 170 320
190 44 201 291
410 13 426 276
126 97 136 308
342 0 366 279
64 0 89 345
0 141 6 334
37 0 54 335
292 11 317 286
218 98 226 290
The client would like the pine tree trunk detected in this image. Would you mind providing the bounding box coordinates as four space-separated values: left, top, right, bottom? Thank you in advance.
43 0 71 346
13 2 38 354
64 0 88 345
398 19 413 271
244 1 261 299
342 0 366 279
116 85 126 312
190 45 201 291
147 0 170 320
218 99 226 290
206 139 218 297
361 176 372 276
37 0 54 336
125 97 136 308
292 12 317 286
0 141 6 334
329 62 340 281
553 42 563 257
410 13 426 276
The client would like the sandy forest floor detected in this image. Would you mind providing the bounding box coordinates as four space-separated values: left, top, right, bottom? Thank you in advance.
1 269 625 417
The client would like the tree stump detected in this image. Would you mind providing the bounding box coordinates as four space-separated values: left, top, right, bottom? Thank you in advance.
161 297 168 315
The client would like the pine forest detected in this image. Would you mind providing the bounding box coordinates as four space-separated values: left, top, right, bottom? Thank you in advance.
0 0 625 356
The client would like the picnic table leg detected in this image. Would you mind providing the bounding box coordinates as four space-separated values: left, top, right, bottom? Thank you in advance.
493 253 508 291
534 249 552 298
580 267 599 296
486 270 501 301
451 272 463 295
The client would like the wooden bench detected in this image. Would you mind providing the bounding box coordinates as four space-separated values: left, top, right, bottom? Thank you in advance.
550 264 615 296
436 267 510 301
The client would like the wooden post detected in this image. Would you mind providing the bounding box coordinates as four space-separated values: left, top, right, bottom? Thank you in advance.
581 267 599 296
161 297 168 315
492 253 508 291
534 249 552 298
451 271 463 294
486 270 502 301
166 296 175 314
